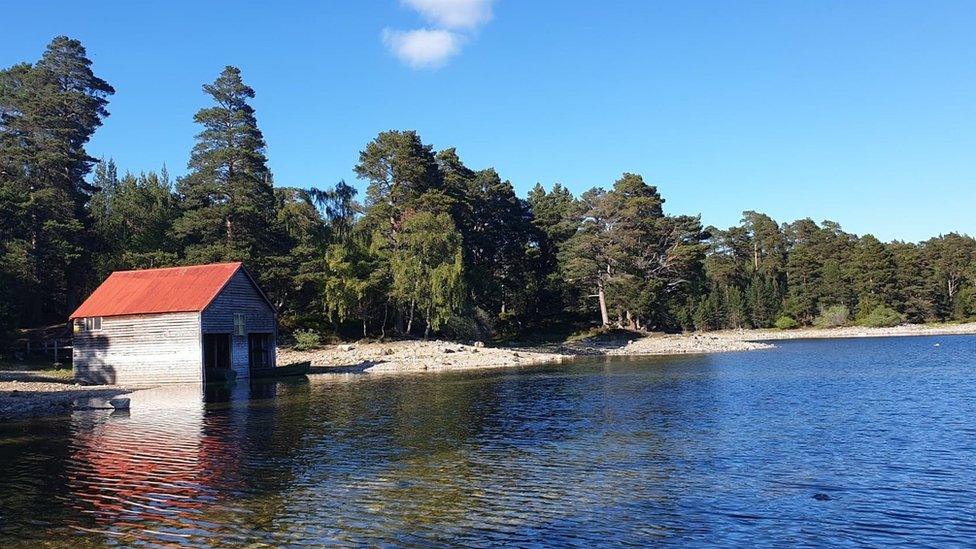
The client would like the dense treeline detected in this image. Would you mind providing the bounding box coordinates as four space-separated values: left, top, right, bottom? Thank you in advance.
3 37 976 345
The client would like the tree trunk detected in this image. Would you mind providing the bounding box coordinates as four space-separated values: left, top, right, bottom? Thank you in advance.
407 300 416 334
597 279 610 326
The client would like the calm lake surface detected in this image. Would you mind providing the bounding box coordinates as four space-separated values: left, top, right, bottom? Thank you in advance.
2 336 976 547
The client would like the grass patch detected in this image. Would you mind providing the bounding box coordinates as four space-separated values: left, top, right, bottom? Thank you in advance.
0 355 72 373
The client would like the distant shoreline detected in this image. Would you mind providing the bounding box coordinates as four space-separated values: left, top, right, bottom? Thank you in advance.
725 322 976 342
282 322 976 378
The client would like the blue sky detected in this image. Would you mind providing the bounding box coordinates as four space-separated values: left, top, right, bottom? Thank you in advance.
4 1 974 242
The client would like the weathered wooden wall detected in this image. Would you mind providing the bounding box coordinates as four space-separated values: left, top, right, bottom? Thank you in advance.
73 312 203 385
201 270 276 378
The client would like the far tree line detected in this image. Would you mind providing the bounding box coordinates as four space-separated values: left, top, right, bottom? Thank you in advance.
2 37 975 346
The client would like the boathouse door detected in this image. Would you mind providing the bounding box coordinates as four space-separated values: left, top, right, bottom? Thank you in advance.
248 333 272 372
203 333 231 371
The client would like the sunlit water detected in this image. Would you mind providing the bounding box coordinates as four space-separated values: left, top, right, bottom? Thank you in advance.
2 336 976 546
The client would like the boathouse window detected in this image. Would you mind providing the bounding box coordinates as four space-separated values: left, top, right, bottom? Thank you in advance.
82 317 102 331
234 313 246 336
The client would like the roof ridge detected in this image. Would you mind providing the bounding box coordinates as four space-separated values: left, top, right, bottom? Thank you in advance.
110 261 242 275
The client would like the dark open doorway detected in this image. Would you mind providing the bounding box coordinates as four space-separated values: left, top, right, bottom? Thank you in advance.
248 333 272 372
203 333 231 371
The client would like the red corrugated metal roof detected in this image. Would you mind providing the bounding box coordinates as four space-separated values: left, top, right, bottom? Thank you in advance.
69 262 244 319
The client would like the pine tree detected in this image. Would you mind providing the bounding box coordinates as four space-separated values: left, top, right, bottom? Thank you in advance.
90 161 180 275
561 188 614 325
747 275 781 328
174 66 276 265
355 130 443 234
851 234 898 317
0 36 114 325
527 183 579 317
724 285 749 328
890 241 937 322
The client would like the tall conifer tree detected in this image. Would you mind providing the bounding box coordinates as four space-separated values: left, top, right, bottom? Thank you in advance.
0 36 114 324
174 66 276 265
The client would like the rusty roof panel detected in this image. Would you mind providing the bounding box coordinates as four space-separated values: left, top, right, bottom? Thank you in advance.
69 262 243 319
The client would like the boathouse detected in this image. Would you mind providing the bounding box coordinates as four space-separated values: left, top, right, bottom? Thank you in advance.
70 262 276 384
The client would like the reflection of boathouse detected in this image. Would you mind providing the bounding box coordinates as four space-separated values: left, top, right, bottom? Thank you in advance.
70 262 277 384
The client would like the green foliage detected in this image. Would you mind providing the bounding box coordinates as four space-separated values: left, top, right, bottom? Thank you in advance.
813 305 850 328
774 316 799 330
90 162 181 277
390 212 465 337
859 306 903 328
561 173 706 330
3 37 975 347
527 183 579 317
0 36 114 329
292 329 322 350
693 292 723 331
173 66 276 264
439 315 479 341
724 286 749 329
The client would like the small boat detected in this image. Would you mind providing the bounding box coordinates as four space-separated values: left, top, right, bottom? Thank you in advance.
205 368 238 383
250 361 311 379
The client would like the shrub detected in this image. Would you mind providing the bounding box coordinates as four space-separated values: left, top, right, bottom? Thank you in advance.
440 315 478 341
813 305 849 328
860 306 903 328
774 316 799 330
292 329 322 350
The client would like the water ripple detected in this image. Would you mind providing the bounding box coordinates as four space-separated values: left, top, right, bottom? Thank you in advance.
2 336 976 546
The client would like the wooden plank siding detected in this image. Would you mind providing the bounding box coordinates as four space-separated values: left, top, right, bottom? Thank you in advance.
73 312 203 385
200 269 277 378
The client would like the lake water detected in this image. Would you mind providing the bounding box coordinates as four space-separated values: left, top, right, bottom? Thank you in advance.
2 336 976 546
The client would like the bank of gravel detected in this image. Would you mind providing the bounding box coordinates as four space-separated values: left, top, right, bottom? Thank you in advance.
602 334 774 355
279 340 571 377
0 378 129 421
279 334 771 377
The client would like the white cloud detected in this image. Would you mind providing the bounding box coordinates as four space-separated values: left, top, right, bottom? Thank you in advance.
400 0 494 30
382 28 466 69
383 0 493 69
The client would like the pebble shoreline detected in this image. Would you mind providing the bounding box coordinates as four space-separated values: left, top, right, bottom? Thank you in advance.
4 322 975 420
283 322 976 377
